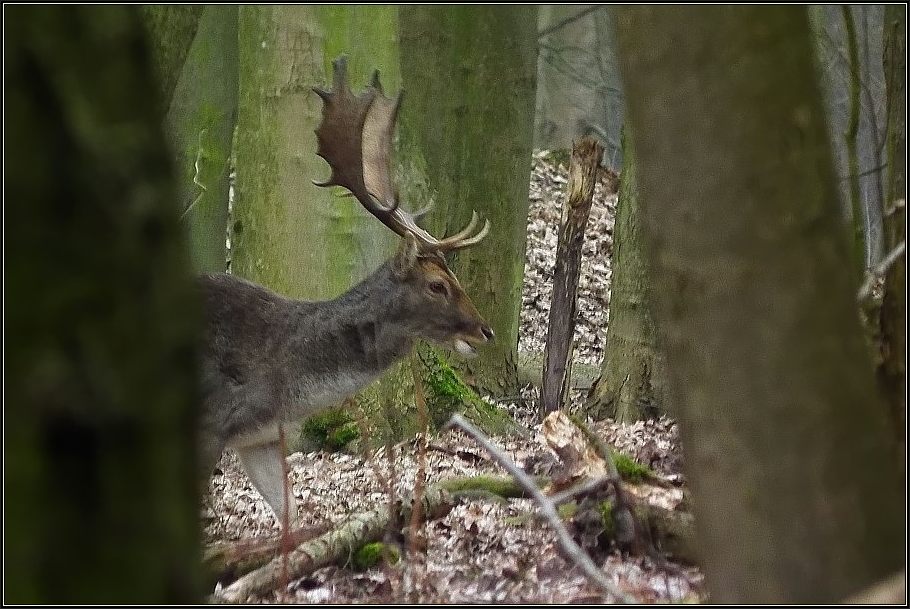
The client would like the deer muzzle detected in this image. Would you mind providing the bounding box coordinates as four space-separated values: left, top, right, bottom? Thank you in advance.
453 323 494 357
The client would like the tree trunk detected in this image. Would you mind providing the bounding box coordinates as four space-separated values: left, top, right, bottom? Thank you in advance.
232 7 482 448
541 137 603 414
880 4 906 465
841 5 867 279
400 6 539 397
6 5 203 603
615 5 904 603
139 5 204 113
165 5 238 273
586 130 668 422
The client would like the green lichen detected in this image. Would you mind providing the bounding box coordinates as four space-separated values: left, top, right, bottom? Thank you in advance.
612 451 654 483
599 500 615 534
438 474 545 499
421 346 516 435
352 542 399 570
300 406 359 452
568 413 656 483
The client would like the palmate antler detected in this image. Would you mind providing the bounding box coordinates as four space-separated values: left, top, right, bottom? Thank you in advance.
312 55 489 253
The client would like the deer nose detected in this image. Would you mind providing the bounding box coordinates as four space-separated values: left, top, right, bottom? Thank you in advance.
481 326 495 342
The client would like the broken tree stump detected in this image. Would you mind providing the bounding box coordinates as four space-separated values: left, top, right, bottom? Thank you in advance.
542 136 605 415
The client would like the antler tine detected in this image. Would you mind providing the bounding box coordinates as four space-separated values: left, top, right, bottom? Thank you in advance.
411 202 434 221
433 213 491 252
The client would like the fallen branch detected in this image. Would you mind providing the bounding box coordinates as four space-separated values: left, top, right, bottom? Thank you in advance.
444 414 635 603
212 486 455 603
203 527 325 589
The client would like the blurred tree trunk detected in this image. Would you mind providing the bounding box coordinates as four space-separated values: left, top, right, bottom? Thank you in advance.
139 5 204 112
164 5 238 273
879 4 906 464
616 5 904 604
6 5 203 603
585 130 667 422
400 6 538 397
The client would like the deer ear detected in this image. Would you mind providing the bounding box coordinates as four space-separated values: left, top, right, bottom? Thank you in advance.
392 233 419 278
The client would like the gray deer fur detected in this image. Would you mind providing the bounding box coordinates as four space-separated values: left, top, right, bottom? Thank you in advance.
197 56 493 527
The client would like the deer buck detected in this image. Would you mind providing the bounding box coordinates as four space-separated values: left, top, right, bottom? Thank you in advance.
197 56 493 527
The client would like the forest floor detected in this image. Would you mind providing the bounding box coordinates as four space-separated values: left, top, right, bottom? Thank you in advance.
205 153 702 604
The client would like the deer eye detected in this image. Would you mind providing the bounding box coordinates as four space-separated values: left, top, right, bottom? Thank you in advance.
428 280 448 297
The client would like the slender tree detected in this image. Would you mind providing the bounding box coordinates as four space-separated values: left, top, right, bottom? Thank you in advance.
139 5 204 113
400 6 539 396
586 130 667 422
6 5 203 603
879 4 906 462
164 5 238 273
615 5 904 603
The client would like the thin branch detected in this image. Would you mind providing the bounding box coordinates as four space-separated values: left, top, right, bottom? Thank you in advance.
548 477 611 507
838 162 889 181
537 6 602 39
443 414 635 603
885 198 906 218
857 240 906 301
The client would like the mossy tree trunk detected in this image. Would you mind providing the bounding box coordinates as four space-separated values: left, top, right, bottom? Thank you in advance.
400 6 539 397
232 5 398 299
6 5 203 603
163 5 238 273
616 5 904 603
879 4 906 464
586 130 668 422
232 6 429 448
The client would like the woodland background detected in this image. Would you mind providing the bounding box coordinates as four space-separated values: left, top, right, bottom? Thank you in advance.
5 4 906 604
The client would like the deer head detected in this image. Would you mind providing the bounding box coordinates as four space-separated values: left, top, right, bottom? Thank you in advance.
312 55 494 356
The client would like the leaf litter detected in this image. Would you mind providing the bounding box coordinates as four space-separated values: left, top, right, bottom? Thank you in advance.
204 152 700 604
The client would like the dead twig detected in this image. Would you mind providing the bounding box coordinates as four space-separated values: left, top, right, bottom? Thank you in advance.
857 240 906 301
443 414 635 604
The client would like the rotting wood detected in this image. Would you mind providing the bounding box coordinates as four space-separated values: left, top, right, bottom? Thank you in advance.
542 136 605 414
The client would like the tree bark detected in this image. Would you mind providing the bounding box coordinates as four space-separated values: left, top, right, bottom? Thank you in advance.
542 137 603 414
879 4 906 467
615 5 904 603
586 130 668 422
400 6 539 397
139 5 204 113
841 5 867 278
165 5 238 273
6 5 203 603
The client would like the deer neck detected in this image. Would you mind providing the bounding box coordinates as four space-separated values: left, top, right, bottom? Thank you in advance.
291 261 414 377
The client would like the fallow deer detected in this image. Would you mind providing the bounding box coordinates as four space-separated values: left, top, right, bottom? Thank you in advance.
197 56 493 527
